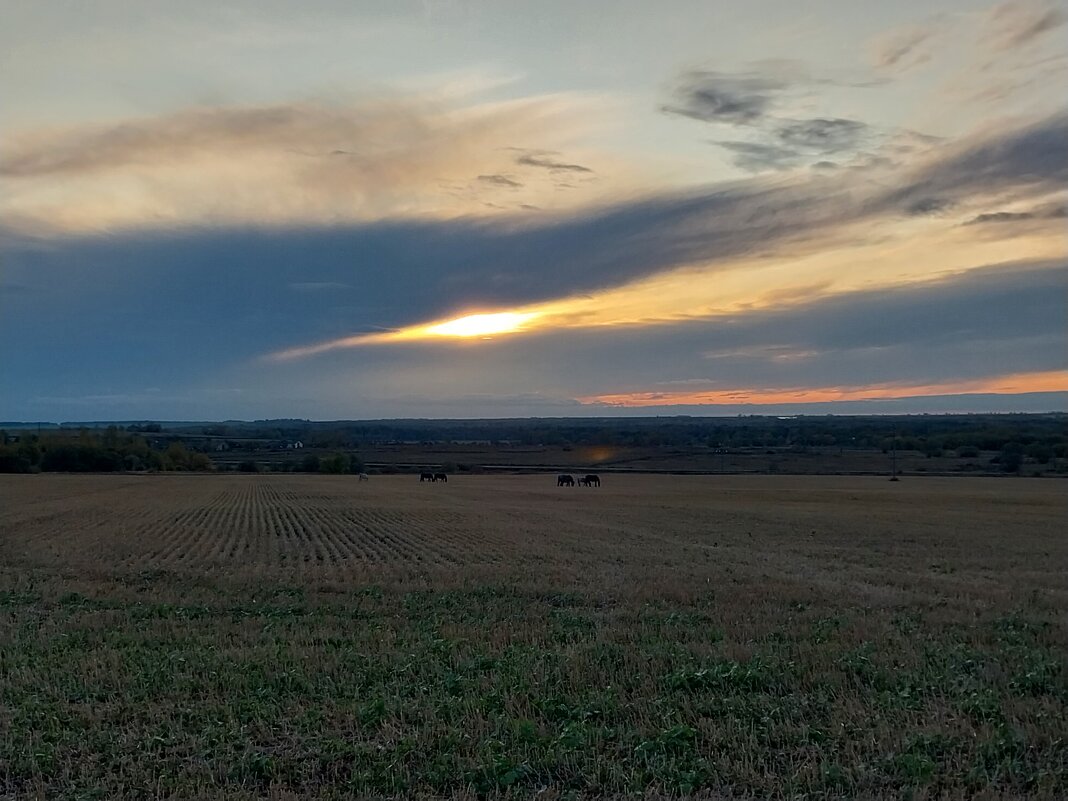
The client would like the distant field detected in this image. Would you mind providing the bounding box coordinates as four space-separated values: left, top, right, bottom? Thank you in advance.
1 474 1066 799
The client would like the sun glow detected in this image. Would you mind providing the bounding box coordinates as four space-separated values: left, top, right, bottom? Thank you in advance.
424 312 540 338
268 309 544 360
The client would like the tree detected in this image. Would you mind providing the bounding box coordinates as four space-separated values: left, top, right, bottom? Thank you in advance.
319 453 350 474
999 443 1023 473
1026 443 1053 465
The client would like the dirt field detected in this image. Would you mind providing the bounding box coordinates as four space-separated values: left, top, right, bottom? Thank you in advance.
1 474 1066 799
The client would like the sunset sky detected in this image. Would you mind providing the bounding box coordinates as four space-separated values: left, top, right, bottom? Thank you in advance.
2 0 1065 420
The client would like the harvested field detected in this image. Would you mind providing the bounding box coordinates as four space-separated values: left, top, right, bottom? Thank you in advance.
1 474 1066 799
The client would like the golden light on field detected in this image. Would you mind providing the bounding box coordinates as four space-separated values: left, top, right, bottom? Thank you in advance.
424 311 541 338
582 446 617 463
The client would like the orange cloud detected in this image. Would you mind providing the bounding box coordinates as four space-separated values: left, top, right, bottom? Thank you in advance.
580 370 1068 407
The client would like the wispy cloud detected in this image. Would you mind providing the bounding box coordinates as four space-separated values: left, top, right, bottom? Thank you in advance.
984 0 1066 51
0 94 621 231
511 149 594 173
964 201 1067 225
870 23 941 71
477 174 523 188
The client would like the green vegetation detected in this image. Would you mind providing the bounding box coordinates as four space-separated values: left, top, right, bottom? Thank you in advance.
2 578 1065 799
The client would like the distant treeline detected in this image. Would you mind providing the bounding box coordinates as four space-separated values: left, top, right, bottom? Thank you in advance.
0 427 210 473
4 415 1065 474
0 427 365 474
179 414 1067 454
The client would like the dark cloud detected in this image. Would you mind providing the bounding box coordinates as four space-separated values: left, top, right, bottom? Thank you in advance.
876 111 1068 215
968 211 1035 224
661 71 786 125
663 68 876 171
512 150 593 173
775 118 869 153
477 174 523 187
905 197 955 216
964 202 1066 225
986 0 1066 51
713 141 801 172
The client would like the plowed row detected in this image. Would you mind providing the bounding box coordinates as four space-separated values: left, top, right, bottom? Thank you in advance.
2 473 1066 596
0 475 530 577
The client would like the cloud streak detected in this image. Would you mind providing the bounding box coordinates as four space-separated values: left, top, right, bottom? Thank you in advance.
985 0 1066 51
512 149 594 173
580 370 1068 407
0 94 618 230
870 23 940 71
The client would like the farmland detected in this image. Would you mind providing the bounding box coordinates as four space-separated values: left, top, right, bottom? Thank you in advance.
1 474 1066 799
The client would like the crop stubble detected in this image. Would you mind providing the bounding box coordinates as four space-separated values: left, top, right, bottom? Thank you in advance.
0 474 1066 799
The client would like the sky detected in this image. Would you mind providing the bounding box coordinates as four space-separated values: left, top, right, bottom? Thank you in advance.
1 0 1066 421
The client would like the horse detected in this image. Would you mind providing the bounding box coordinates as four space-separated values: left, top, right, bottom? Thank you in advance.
358 473 369 481
434 472 448 482
557 474 575 486
419 472 434 482
583 474 601 487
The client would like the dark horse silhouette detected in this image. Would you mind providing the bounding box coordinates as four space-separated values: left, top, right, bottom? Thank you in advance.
434 472 448 482
557 474 575 486
419 472 434 482
582 474 601 487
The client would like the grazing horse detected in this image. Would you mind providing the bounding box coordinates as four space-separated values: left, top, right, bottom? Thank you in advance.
358 473 370 481
583 474 601 487
419 472 434 482
434 472 448 482
557 474 575 486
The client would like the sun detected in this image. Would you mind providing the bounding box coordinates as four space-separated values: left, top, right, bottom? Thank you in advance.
266 309 546 359
424 311 541 338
